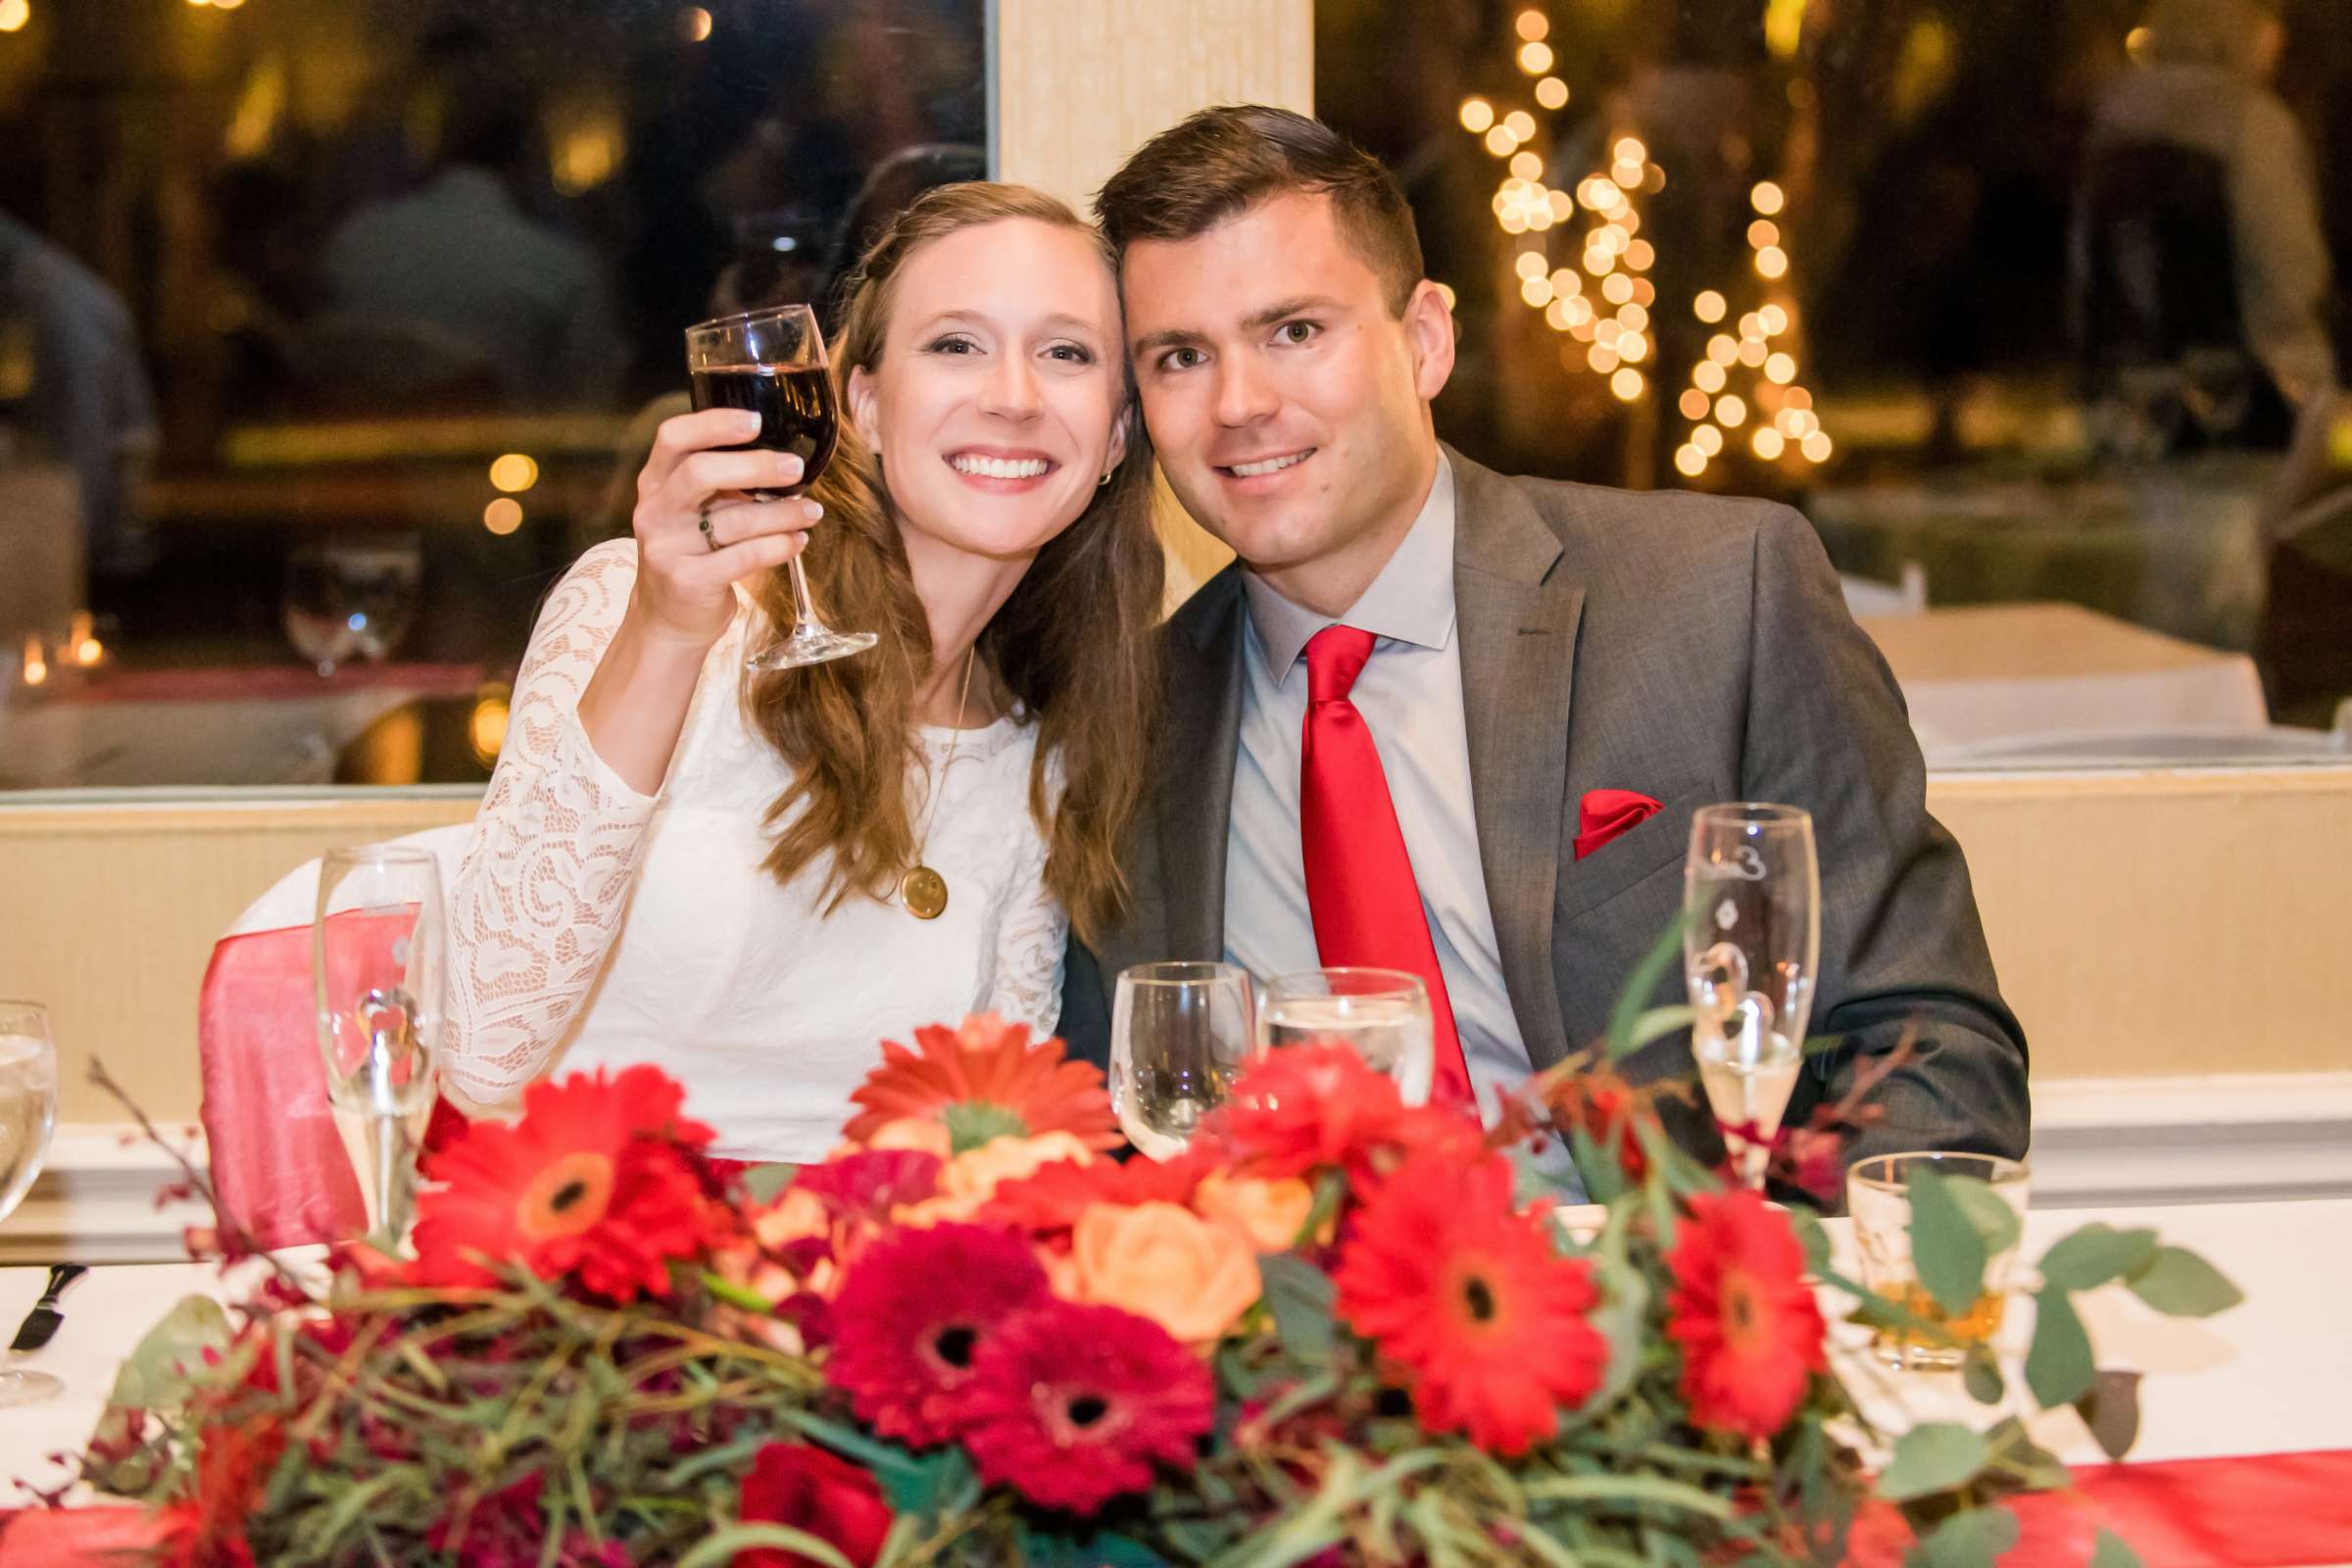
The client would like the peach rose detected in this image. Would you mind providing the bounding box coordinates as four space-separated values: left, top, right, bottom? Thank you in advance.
1192 1171 1316 1252
895 1131 1098 1224
1072 1200 1261 1345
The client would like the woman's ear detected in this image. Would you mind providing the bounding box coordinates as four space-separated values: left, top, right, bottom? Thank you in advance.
1104 403 1131 476
847 366 881 451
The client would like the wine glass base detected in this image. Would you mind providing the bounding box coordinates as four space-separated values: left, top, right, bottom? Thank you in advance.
0 1368 64 1407
748 629 878 670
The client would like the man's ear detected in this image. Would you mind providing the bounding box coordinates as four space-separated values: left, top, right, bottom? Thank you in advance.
847 366 881 451
1404 279 1456 404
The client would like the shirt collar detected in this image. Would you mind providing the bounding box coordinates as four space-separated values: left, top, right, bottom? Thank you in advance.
1241 450 1457 683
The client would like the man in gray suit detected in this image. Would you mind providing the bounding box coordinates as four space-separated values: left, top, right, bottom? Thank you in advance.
1061 105 2027 1190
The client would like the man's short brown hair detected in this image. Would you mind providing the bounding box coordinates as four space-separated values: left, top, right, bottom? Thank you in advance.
1095 105 1425 317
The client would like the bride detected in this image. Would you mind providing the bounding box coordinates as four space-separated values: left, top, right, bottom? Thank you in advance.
440 183 1163 1159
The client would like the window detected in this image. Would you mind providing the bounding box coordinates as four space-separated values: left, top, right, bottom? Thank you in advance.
1319 0 2352 766
0 0 984 788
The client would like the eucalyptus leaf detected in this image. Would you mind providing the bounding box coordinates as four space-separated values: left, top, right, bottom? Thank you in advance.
1905 1505 2022 1568
1019 1530 1170 1567
1877 1423 1989 1501
1257 1253 1339 1364
2035 1224 2156 1293
1961 1347 2005 1405
2089 1528 2146 1568
736 1161 800 1204
2074 1369 2144 1462
2025 1288 2094 1408
2127 1247 2243 1318
1906 1166 1988 1319
1941 1175 2023 1257
1563 1124 1628 1206
103 1294 233 1411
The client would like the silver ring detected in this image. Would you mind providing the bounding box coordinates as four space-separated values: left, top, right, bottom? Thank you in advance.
698 502 721 553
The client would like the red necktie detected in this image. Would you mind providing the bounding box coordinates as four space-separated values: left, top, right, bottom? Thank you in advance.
1298 624 1472 1102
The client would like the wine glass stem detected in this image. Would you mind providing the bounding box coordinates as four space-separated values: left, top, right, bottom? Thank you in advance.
786 557 827 637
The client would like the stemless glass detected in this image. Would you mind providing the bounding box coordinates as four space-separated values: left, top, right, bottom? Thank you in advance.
684 303 875 669
1848 1152 2032 1369
1260 968 1436 1106
1111 962 1255 1158
314 846 445 1247
1684 804 1821 1191
0 1001 62 1406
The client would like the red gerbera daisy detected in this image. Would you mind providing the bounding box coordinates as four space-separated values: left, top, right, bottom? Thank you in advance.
793 1148 944 1224
1333 1152 1608 1455
956 1298 1214 1514
823 1223 1051 1446
1211 1042 1416 1181
1665 1189 1828 1441
411 1065 719 1301
845 1014 1120 1152
981 1144 1221 1241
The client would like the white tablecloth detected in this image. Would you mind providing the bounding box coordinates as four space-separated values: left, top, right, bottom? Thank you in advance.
1857 603 2276 764
3 1200 2347 1506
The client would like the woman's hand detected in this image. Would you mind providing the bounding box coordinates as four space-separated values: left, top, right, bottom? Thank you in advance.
628 408 825 648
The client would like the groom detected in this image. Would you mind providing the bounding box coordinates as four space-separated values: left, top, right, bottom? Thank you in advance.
1059 105 2028 1181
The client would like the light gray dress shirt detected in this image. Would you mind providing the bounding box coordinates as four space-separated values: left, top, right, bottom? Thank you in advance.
1223 454 1544 1129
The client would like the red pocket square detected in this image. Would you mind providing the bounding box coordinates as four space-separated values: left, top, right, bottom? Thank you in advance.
1575 788 1663 860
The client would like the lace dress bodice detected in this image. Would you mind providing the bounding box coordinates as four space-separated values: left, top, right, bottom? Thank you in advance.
443 540 1066 1159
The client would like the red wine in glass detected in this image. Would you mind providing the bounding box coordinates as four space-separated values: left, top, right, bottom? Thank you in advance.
687 365 841 502
683 303 874 668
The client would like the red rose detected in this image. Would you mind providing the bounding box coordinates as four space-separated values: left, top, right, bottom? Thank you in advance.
737 1443 893 1568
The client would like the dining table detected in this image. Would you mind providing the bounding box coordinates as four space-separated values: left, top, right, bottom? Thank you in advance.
3 1198 2348 1561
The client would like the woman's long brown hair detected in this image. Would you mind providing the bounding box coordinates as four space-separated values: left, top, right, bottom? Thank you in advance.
746 182 1163 945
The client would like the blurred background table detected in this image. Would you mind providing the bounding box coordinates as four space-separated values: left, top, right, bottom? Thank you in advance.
1857 603 2276 764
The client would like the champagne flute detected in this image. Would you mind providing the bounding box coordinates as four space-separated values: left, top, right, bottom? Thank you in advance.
685 303 876 669
0 1001 61 1407
314 846 445 1247
1111 962 1255 1158
1260 968 1436 1106
1684 804 1820 1191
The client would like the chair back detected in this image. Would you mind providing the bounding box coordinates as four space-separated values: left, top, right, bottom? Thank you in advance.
198 822 471 1249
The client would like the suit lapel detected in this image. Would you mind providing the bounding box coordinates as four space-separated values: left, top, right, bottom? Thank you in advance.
1156 569 1248 964
1449 449 1583 1068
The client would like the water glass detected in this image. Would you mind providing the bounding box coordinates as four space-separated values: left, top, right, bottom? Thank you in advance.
1848 1152 2032 1369
1259 967 1436 1106
1684 804 1820 1189
314 846 445 1245
0 1001 61 1406
1111 962 1255 1158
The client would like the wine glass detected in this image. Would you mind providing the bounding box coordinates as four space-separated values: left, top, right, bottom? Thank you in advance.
685 303 876 669
1111 962 1255 1158
314 846 445 1246
1259 968 1436 1107
1683 804 1820 1191
283 536 422 677
0 1001 62 1407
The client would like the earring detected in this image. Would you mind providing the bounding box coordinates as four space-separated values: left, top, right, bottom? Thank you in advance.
1098 468 1114 488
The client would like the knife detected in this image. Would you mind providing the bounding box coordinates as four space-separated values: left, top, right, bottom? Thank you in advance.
10 1263 88 1352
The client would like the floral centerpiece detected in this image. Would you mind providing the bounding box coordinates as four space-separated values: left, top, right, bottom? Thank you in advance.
37 964 2238 1567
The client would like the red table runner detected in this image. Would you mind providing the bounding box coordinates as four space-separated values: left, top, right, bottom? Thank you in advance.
8 1449 2350 1565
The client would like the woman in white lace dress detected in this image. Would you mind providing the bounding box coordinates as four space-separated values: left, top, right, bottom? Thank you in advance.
441 184 1163 1158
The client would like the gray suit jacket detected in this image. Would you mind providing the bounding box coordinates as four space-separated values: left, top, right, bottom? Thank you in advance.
1060 448 2029 1175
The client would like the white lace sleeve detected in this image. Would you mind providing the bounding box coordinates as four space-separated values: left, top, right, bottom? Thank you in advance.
443 539 666 1102
990 807 1068 1040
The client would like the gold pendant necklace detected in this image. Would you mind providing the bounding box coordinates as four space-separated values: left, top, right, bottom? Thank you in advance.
901 644 977 921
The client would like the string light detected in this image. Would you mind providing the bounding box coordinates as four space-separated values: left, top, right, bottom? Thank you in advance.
0 0 28 32
1455 15 1832 468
